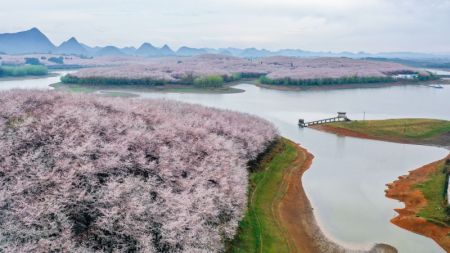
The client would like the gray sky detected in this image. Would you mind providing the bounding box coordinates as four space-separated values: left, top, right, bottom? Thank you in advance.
1 0 449 53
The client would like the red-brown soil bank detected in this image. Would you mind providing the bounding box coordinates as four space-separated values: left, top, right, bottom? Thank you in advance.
385 156 450 251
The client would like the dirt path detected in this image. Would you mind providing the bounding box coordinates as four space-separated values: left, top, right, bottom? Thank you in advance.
386 156 450 251
275 140 397 253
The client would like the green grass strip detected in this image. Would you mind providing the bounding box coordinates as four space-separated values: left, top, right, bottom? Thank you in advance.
415 161 450 226
227 138 298 253
329 119 450 140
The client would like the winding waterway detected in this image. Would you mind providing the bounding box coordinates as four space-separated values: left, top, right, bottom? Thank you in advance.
1 73 449 252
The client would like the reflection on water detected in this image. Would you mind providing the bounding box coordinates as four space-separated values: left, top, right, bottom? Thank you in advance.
1 77 450 252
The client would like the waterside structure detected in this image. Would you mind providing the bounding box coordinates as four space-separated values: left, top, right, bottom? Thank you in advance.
299 112 350 128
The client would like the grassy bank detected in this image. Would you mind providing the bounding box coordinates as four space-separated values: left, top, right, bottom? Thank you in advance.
0 65 48 78
228 138 297 252
386 156 450 251
320 118 450 145
415 159 450 226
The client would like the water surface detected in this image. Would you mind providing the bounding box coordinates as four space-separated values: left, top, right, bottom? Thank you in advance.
134 84 450 252
0 70 70 91
1 76 449 252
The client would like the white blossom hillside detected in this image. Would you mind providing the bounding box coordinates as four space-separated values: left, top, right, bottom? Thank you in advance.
0 90 277 252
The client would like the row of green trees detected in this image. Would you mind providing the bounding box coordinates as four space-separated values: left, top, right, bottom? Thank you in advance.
61 73 249 88
193 75 224 88
258 71 440 86
259 75 396 86
60 75 167 86
0 65 48 77
417 72 439 81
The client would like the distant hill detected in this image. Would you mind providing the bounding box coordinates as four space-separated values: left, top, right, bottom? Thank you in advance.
177 46 208 56
136 43 159 56
1 27 449 60
121 46 137 55
134 43 175 57
55 37 88 55
95 46 125 56
239 48 273 58
159 45 175 56
0 28 55 54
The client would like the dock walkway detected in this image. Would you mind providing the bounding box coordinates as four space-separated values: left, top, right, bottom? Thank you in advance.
299 112 350 127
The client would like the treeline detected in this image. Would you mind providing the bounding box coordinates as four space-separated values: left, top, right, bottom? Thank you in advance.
193 75 224 88
417 72 439 81
0 65 48 77
60 75 167 86
259 75 396 86
61 72 257 88
259 72 438 86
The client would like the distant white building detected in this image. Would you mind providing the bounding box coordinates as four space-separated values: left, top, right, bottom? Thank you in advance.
447 175 450 206
392 74 419 80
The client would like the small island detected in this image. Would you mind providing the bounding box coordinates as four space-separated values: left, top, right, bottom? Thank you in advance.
312 119 450 251
58 55 437 93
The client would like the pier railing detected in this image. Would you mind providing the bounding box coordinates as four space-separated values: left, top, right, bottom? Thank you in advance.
299 112 350 127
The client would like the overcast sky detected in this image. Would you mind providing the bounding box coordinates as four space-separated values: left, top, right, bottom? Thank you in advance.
1 0 449 53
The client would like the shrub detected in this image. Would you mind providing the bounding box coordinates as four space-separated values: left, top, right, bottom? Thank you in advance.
193 75 224 88
0 90 277 252
24 57 41 65
48 56 64 64
418 71 439 81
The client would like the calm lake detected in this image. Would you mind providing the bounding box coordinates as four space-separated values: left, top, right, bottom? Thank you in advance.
1 73 449 252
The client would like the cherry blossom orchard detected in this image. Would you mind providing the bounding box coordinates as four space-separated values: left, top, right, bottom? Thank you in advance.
0 90 277 252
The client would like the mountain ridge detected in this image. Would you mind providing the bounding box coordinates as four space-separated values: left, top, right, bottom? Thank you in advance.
1 28 449 59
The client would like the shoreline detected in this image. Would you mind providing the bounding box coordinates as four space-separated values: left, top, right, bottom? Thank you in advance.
385 155 450 251
50 82 245 95
254 79 449 92
311 124 450 149
280 140 396 253
0 72 58 81
231 138 397 253
310 124 450 252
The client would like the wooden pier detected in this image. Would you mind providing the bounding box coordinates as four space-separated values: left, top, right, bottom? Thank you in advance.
299 112 350 127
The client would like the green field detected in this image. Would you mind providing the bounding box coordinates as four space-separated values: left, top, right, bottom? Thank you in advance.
327 118 450 141
227 138 298 253
415 160 450 227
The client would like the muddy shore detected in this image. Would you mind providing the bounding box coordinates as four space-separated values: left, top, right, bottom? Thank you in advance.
385 156 450 251
310 124 450 252
278 141 397 253
312 124 450 149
